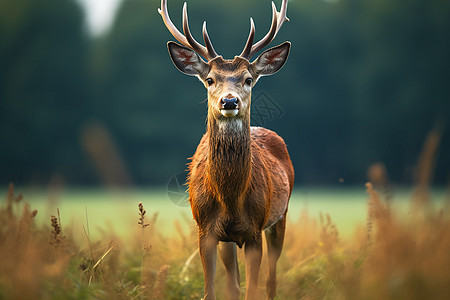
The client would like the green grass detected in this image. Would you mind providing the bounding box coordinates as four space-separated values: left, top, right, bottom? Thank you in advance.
1 184 449 299
9 186 445 240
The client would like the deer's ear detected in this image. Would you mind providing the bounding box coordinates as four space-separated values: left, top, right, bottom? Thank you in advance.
167 42 209 77
250 41 290 77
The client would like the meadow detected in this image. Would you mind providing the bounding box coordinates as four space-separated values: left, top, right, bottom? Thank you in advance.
0 181 449 299
1 131 449 300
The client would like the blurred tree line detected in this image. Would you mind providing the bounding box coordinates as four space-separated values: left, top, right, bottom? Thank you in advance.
1 0 449 187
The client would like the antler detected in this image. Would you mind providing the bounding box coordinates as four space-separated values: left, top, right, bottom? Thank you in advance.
158 0 218 61
240 0 290 60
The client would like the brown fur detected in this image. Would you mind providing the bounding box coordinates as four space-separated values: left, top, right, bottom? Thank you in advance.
166 37 292 298
188 124 294 247
183 55 294 300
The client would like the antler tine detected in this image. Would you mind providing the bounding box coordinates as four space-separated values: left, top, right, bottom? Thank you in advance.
245 0 289 59
159 0 218 61
276 0 290 35
182 2 210 59
239 18 255 59
159 0 190 48
203 22 218 59
248 2 278 59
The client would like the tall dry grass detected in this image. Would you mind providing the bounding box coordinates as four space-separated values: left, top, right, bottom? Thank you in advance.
0 184 72 299
275 127 450 300
0 127 449 299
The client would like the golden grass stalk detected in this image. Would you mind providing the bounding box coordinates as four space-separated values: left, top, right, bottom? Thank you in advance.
5 183 24 218
80 207 115 285
413 127 442 211
50 208 64 251
92 245 114 270
152 264 170 300
138 201 151 288
82 206 94 262
180 248 199 282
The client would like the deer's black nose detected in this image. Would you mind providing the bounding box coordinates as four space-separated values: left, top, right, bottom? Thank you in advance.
221 98 239 110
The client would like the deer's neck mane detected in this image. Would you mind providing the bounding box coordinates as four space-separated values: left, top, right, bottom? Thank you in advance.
206 115 251 212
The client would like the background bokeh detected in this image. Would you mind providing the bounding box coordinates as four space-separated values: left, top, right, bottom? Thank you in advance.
1 0 449 188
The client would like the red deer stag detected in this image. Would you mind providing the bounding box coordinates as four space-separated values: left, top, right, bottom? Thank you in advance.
159 0 294 299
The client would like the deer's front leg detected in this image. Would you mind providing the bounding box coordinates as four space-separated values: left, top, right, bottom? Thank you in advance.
244 234 263 300
199 231 218 300
219 242 240 300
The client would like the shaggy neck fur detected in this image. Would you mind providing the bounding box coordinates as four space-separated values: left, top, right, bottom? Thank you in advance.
206 113 251 213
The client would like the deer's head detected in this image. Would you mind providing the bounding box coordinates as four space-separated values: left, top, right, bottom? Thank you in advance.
159 0 290 122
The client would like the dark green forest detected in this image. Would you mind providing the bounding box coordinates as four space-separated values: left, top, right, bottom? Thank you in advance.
1 0 449 187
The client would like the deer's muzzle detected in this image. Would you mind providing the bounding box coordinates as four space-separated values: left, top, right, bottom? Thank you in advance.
220 97 239 117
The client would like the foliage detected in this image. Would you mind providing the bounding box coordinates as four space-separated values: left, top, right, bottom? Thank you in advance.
1 0 450 186
0 0 92 184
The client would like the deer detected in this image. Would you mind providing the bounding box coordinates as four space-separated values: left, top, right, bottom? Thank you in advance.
158 0 294 299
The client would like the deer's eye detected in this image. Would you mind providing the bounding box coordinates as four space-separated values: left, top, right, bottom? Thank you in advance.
206 78 214 86
245 78 253 86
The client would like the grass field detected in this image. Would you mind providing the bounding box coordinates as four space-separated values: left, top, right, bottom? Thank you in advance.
1 181 449 299
5 185 445 240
